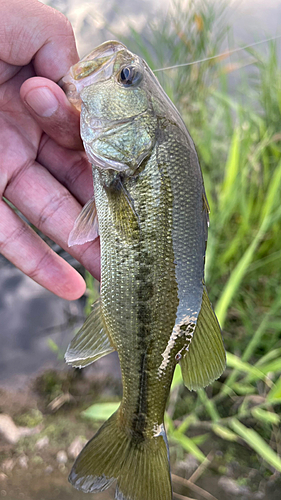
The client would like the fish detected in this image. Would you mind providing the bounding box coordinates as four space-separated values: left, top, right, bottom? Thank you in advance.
60 40 226 500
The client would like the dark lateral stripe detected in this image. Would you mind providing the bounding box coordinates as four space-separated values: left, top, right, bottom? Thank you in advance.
132 248 153 437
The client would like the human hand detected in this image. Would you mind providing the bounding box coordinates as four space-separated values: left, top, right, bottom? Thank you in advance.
0 0 100 300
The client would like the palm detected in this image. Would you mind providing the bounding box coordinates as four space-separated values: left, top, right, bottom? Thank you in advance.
0 63 100 298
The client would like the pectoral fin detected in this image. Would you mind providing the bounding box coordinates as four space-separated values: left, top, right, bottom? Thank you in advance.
180 287 226 391
65 299 115 368
107 181 139 240
68 196 99 247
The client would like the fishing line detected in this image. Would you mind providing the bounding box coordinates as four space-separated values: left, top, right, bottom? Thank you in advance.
153 33 281 72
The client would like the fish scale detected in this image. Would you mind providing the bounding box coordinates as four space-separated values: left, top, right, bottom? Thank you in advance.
62 40 226 500
94 154 178 433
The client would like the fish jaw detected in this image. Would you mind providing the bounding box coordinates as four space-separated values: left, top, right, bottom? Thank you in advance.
59 41 128 111
60 41 157 175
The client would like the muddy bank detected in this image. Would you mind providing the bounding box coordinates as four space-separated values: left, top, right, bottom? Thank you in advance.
1 368 281 500
0 367 121 500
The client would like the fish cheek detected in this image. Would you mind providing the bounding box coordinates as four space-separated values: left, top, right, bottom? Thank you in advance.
81 81 148 121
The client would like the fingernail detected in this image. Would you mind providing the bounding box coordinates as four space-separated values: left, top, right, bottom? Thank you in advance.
25 87 59 117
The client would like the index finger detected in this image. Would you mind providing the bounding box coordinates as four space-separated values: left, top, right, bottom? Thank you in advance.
4 158 101 282
0 0 79 81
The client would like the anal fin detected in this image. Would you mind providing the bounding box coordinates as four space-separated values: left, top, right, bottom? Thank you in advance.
65 299 115 368
180 287 226 391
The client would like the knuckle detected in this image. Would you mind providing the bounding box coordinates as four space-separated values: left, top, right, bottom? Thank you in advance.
44 9 75 41
36 190 72 231
0 218 29 254
63 17 75 38
28 247 53 281
64 155 91 189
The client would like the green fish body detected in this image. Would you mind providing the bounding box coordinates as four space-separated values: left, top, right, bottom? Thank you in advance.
62 41 225 500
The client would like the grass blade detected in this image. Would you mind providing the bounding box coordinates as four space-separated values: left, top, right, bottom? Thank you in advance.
172 430 206 462
230 418 281 471
226 352 267 379
216 209 281 327
82 402 120 421
267 376 281 402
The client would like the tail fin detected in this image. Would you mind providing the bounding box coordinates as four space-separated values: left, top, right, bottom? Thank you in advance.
69 410 172 500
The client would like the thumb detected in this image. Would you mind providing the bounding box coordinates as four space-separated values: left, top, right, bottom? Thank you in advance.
20 77 83 150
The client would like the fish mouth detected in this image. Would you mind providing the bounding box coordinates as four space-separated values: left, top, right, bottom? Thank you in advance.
59 40 129 111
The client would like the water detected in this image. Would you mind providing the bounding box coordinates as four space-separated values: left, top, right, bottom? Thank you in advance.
0 256 84 388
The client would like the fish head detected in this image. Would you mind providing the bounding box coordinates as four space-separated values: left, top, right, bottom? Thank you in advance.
61 41 160 175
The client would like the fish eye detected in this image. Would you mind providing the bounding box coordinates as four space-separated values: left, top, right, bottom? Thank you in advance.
118 66 142 86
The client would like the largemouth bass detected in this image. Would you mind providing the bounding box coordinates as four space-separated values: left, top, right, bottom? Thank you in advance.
61 40 225 500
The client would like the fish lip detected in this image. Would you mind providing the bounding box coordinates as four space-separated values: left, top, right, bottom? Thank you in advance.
59 40 131 110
